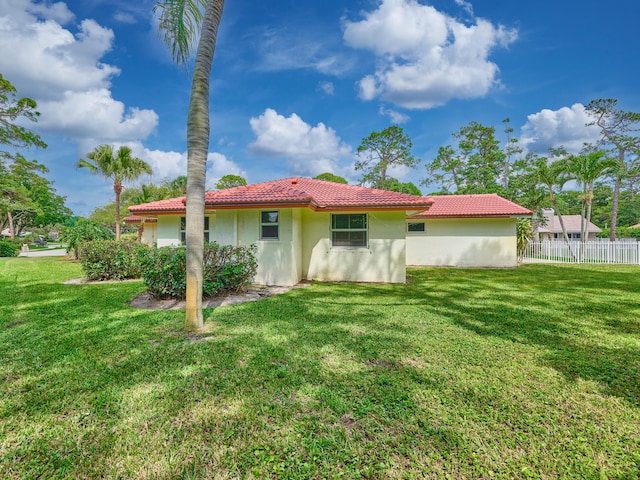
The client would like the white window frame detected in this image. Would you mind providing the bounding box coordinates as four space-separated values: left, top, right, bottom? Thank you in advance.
180 216 210 244
260 210 279 240
331 213 368 248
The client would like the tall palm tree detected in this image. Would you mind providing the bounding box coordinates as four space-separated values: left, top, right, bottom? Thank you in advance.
568 150 616 243
78 145 152 240
532 156 576 258
155 0 225 330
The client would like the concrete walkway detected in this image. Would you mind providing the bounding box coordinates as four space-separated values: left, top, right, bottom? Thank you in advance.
19 248 67 257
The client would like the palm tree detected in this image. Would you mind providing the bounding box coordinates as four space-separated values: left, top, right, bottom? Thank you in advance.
532 155 576 259
568 150 616 243
155 0 225 330
78 145 152 240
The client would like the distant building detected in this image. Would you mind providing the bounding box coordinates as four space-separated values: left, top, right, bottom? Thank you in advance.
537 208 602 240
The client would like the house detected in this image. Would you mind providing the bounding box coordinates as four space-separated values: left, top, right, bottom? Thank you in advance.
406 194 533 268
128 178 434 285
536 208 601 241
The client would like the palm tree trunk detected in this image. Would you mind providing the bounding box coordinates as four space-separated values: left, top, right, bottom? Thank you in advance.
114 182 122 241
185 0 225 331
551 197 576 261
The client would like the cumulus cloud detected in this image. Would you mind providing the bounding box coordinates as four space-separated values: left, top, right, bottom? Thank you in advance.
0 1 158 144
343 0 517 109
520 103 601 154
126 143 246 190
248 108 353 177
379 106 410 124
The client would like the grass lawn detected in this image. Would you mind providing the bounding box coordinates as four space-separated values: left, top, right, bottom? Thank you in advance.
1 258 639 479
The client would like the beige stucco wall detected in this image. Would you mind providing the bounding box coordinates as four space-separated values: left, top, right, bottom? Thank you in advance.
214 209 303 286
153 209 408 286
141 223 157 245
155 214 214 247
302 210 407 283
406 217 517 267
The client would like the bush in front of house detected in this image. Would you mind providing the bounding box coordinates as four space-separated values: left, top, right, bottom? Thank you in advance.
140 242 258 299
79 239 149 281
0 240 19 257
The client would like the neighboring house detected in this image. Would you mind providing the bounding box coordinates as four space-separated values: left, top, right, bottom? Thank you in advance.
406 194 533 268
128 178 433 285
537 208 602 241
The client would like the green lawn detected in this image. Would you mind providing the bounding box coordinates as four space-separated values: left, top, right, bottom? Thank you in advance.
1 258 639 479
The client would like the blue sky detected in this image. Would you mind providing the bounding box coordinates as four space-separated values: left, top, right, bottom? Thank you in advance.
1 0 638 216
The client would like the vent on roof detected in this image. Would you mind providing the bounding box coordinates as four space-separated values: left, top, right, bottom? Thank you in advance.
291 180 298 185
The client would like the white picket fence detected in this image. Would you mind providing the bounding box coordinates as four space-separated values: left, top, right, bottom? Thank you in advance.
524 240 640 264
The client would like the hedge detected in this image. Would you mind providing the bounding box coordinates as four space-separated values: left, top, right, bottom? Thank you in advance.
79 240 149 281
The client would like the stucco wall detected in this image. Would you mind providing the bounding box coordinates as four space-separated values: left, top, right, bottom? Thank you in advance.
214 209 303 286
406 217 517 267
302 210 407 283
141 223 157 245
156 215 214 247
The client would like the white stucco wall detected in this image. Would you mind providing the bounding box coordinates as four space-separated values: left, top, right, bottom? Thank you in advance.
406 218 517 267
302 210 407 283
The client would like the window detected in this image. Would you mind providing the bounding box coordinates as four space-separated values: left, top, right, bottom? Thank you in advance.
331 213 367 247
180 216 209 244
407 222 425 233
260 211 279 240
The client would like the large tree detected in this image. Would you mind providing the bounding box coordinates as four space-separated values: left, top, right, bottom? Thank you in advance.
216 174 246 189
355 126 419 189
155 0 225 330
585 99 640 240
0 73 47 160
78 145 152 240
313 172 348 184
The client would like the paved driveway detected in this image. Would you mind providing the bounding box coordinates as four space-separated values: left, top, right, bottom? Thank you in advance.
19 248 67 257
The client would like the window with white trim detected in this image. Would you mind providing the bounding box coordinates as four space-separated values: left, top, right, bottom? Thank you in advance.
407 221 426 233
260 211 279 240
331 213 367 247
180 216 209 244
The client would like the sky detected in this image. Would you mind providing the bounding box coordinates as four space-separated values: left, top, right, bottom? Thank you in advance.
1 0 639 216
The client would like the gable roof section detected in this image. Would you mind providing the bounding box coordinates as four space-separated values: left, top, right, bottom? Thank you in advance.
203 177 434 211
409 193 533 219
538 215 602 233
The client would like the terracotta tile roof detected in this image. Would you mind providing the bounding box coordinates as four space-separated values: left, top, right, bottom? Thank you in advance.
128 197 186 215
409 193 533 219
203 177 434 211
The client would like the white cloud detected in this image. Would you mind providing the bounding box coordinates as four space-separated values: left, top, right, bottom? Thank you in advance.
114 11 136 24
0 1 158 144
318 81 335 95
126 144 247 190
379 106 410 124
454 0 474 16
248 108 353 177
520 103 601 154
343 0 517 109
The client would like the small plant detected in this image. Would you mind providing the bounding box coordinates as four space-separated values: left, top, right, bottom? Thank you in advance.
79 239 149 281
0 240 18 257
141 242 257 299
516 218 533 264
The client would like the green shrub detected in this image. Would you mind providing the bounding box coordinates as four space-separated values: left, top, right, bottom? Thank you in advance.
60 219 114 260
597 227 640 240
79 240 149 281
141 242 258 299
0 240 18 257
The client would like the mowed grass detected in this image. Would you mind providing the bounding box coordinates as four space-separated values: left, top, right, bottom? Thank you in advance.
1 258 639 479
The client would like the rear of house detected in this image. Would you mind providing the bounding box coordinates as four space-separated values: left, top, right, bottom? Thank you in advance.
406 194 533 268
128 178 433 286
